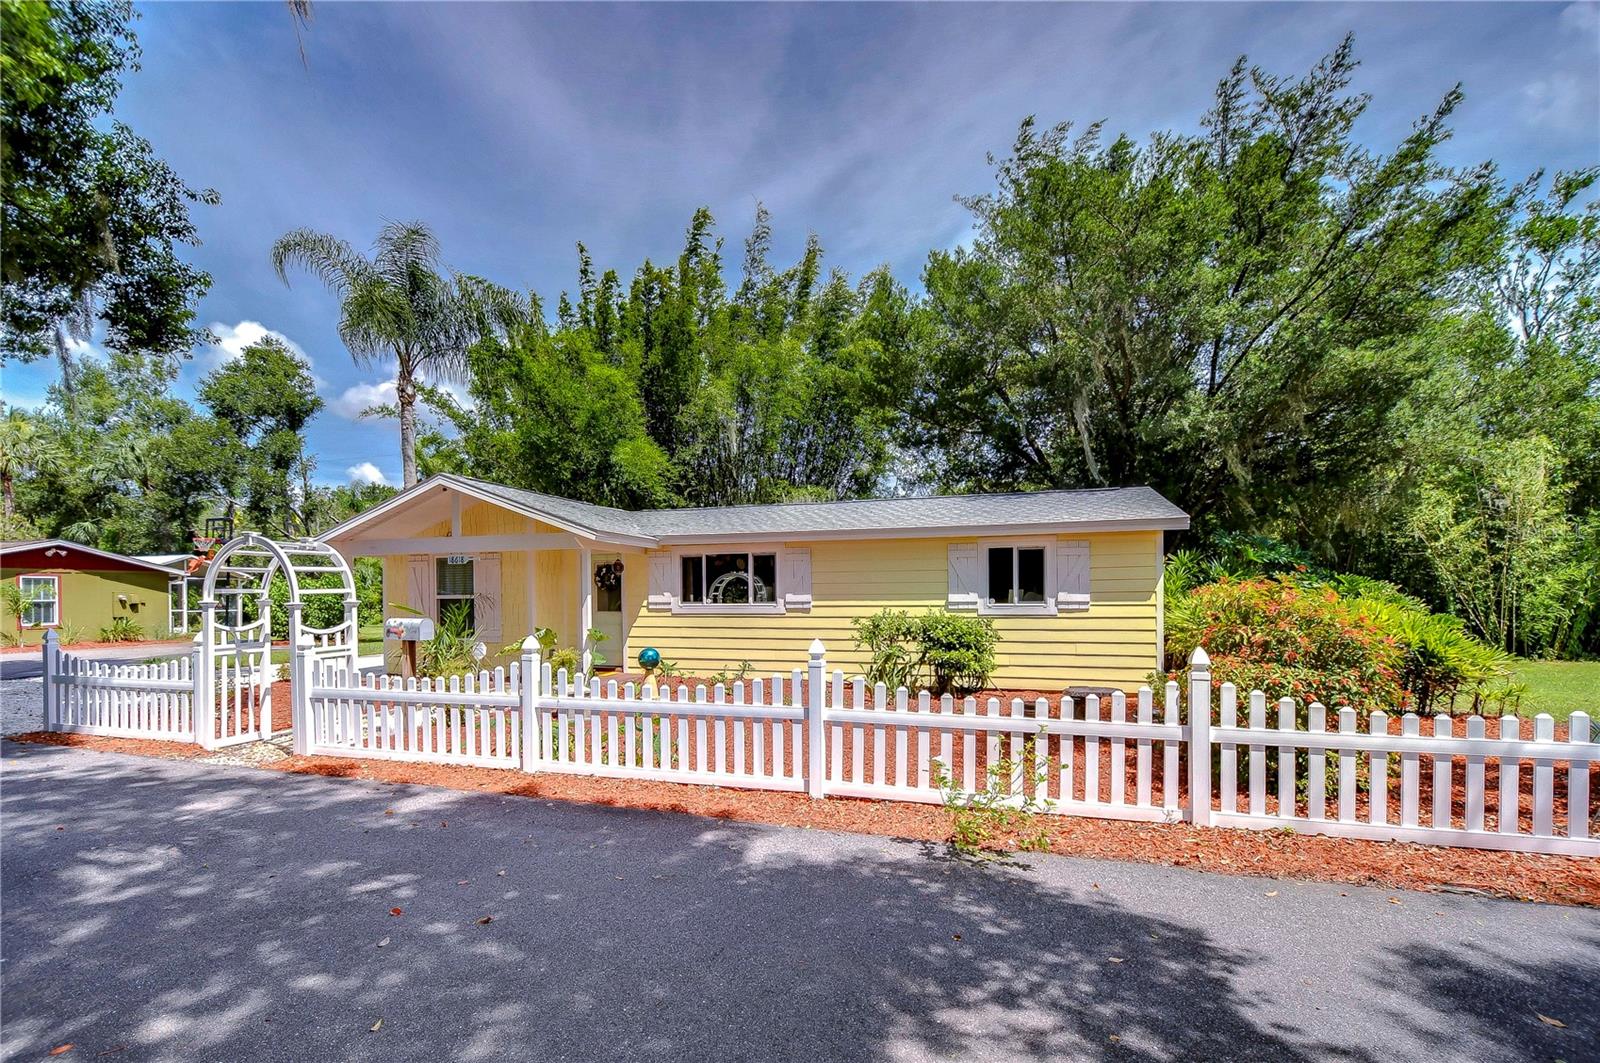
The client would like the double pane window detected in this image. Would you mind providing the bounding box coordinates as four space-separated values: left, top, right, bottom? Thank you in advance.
436 557 475 631
19 576 57 626
986 546 1046 605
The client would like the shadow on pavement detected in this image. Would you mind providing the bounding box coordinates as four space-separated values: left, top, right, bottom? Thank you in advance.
0 741 1550 1062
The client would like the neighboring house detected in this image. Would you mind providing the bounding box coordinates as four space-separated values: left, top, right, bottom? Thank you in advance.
320 474 1190 691
2 540 186 646
137 552 209 633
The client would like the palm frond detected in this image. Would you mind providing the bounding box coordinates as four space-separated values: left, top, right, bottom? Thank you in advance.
372 221 442 287
271 228 372 296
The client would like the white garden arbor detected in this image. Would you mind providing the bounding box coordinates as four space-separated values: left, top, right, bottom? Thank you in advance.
198 533 358 751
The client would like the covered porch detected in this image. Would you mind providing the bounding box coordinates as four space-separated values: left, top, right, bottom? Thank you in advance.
322 479 652 673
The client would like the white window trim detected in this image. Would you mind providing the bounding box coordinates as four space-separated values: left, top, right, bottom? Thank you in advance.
18 574 60 628
669 546 786 616
976 539 1057 617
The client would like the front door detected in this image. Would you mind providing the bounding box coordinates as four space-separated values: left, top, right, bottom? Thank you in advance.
592 555 624 670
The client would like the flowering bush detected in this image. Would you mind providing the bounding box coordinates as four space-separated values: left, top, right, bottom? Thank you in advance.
1165 577 1403 713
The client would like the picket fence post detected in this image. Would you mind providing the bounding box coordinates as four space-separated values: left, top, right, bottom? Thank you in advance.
188 637 205 742
1188 647 1213 827
291 632 313 756
519 635 541 773
41 629 60 730
806 638 827 799
193 606 216 750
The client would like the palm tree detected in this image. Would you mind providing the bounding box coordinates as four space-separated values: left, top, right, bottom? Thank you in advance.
271 222 526 486
0 408 61 519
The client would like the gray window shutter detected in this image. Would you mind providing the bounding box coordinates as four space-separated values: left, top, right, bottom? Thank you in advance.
476 553 502 641
946 544 979 611
1056 540 1090 612
647 553 674 611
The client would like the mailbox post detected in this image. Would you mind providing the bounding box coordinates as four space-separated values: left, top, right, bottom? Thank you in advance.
384 616 435 679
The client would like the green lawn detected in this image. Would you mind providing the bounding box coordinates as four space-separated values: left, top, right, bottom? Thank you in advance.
1511 659 1600 724
264 625 385 665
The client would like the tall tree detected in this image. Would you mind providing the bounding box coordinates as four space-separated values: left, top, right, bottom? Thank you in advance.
271 221 526 486
197 336 324 535
1 0 216 372
906 38 1503 538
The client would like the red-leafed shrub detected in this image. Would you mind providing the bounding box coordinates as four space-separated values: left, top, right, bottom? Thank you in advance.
1165 576 1403 713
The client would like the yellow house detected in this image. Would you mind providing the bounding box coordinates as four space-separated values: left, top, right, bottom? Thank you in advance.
321 474 1189 691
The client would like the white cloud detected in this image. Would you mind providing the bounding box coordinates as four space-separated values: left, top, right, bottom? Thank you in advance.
204 320 318 377
328 376 474 421
330 379 398 421
345 461 390 487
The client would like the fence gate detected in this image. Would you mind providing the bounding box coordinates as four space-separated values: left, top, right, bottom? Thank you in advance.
198 534 357 750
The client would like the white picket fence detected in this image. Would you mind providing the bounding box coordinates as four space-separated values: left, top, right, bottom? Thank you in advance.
46 651 197 741
40 633 1599 857
535 669 810 791
302 658 523 769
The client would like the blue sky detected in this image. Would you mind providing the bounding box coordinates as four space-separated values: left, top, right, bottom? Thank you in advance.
5 1 1597 488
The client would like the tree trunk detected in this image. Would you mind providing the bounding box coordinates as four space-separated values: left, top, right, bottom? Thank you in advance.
397 365 419 488
2 470 13 519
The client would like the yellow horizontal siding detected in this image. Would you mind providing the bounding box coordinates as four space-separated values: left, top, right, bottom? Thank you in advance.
625 531 1161 690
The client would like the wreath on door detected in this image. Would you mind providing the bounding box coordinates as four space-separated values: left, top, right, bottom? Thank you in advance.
594 559 623 592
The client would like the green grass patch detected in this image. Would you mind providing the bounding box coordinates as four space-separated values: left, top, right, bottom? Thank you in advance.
1511 659 1599 724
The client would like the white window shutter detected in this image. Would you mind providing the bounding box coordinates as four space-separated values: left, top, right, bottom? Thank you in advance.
781 548 812 612
406 554 436 622
946 544 979 611
1056 540 1090 612
647 553 674 611
475 553 502 642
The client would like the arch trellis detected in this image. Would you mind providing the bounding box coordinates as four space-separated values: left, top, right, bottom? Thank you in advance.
197 533 358 749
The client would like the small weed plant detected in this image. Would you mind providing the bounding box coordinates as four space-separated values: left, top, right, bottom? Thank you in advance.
931 730 1053 856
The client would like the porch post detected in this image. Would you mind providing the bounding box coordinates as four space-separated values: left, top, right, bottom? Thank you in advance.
577 544 593 673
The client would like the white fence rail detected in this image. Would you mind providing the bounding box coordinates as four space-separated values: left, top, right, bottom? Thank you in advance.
42 633 1599 857
43 634 197 741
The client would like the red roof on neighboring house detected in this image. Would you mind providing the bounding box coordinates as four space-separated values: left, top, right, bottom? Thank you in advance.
0 540 186 576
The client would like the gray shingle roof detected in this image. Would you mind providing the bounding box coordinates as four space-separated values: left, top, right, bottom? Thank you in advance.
442 474 1188 544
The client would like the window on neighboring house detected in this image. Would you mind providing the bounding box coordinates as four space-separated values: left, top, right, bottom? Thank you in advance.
436 557 475 631
985 546 1047 606
19 575 59 627
680 552 778 606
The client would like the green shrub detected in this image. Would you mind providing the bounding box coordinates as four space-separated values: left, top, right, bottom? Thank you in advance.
851 609 922 690
852 609 998 695
1165 576 1403 712
98 616 145 642
1350 598 1516 714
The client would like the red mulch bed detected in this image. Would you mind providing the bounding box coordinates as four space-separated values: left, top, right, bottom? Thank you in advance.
9 714 1598 908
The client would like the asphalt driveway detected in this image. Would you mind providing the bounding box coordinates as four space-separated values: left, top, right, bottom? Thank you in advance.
2 741 1596 1062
